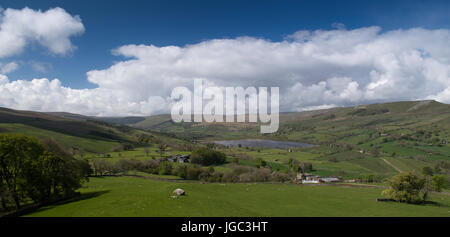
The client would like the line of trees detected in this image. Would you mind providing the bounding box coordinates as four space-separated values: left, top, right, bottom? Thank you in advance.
90 156 297 183
0 134 91 210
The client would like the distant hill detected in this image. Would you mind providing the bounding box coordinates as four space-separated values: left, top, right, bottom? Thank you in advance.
1 100 449 153
0 107 177 153
109 100 450 141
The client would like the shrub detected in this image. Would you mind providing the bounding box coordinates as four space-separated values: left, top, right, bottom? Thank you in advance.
158 162 173 175
186 165 202 180
145 159 160 174
222 172 239 182
255 168 271 182
239 173 254 182
174 164 187 179
271 172 291 182
209 171 223 182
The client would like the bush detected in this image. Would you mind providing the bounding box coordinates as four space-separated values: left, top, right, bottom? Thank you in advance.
271 172 291 182
174 164 187 179
208 171 223 182
145 159 161 174
222 172 239 182
255 168 271 182
158 162 173 175
186 165 202 180
239 173 254 182
190 147 226 166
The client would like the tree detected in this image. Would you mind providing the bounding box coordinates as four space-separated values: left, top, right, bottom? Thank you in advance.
365 174 374 183
174 164 187 179
40 138 71 158
299 162 312 173
158 144 167 156
91 159 110 176
186 165 202 180
190 147 226 166
0 135 91 209
0 180 7 210
122 143 134 151
158 162 172 175
255 158 266 168
421 166 433 176
432 175 448 192
22 139 90 203
382 172 427 204
144 148 150 157
287 158 294 168
0 134 43 209
232 157 239 164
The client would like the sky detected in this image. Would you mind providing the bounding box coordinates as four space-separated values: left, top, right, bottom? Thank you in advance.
0 0 450 116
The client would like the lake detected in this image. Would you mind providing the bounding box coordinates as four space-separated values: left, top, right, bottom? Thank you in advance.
211 139 312 149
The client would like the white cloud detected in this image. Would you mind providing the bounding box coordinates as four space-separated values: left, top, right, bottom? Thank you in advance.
0 61 18 74
0 74 8 85
0 26 450 116
0 7 84 58
30 61 52 73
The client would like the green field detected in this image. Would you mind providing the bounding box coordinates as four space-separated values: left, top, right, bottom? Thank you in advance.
25 176 450 217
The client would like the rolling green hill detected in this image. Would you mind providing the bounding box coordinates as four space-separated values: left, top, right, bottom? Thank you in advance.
1 100 448 177
0 107 131 142
116 100 450 143
0 107 183 153
98 100 449 178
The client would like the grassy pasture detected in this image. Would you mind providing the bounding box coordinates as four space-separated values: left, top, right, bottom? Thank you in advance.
24 176 450 217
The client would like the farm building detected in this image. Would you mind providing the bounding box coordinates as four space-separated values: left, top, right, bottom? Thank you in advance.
297 173 319 181
297 173 341 184
319 177 341 183
166 154 190 163
302 180 320 184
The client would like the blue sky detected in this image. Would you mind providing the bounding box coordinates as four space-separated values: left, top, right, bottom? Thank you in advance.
2 0 450 89
0 0 450 115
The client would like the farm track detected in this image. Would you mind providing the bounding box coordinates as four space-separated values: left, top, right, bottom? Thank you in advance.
382 158 403 172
